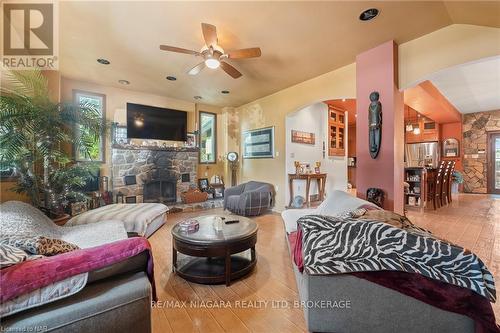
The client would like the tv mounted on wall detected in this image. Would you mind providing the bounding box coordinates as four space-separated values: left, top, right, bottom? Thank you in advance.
126 103 187 141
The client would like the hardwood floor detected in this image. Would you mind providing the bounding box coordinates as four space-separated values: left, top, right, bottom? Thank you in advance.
149 193 499 332
406 193 500 321
149 210 307 333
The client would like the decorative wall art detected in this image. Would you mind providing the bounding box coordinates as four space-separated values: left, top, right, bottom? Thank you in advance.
242 126 275 159
443 138 460 157
291 130 315 145
368 91 382 159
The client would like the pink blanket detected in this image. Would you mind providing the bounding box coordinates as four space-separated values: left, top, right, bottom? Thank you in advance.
0 237 156 303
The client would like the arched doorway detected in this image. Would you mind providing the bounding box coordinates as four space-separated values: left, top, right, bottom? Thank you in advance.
284 98 356 207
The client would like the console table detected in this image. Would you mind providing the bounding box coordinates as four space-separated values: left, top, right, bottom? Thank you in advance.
288 173 327 207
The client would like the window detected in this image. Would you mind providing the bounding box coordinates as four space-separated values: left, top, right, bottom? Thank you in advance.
73 91 106 162
199 112 216 164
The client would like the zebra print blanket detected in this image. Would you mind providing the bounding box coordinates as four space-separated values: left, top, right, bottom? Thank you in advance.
298 214 496 302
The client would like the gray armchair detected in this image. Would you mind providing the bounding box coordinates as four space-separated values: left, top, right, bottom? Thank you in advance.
223 181 275 216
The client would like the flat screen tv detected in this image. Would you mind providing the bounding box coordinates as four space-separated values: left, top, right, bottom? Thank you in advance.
126 103 187 141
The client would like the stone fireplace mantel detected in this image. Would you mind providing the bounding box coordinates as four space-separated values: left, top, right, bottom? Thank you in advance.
111 146 199 203
112 143 199 153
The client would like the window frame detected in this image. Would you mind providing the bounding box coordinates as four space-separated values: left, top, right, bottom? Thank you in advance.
72 90 106 163
198 111 217 164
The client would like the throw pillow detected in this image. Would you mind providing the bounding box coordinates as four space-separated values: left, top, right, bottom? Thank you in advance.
1 236 79 256
0 244 27 268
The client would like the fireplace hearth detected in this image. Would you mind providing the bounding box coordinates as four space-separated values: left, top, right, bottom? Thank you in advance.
144 178 177 203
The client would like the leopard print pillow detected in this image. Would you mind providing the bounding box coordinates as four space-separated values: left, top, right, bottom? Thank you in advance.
0 237 79 256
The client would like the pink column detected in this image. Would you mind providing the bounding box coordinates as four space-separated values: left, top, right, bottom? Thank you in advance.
356 41 404 214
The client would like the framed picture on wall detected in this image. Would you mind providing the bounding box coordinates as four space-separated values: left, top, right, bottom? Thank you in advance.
443 138 459 157
242 126 275 159
291 130 315 145
186 132 196 148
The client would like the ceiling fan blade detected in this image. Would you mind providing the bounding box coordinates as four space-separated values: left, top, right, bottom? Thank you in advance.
188 62 206 75
160 45 200 56
220 61 242 79
227 47 262 59
201 23 218 47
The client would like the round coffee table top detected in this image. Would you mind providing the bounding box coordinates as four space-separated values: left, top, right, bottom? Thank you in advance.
171 215 258 245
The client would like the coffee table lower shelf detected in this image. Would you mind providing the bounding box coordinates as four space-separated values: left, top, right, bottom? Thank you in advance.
173 255 256 285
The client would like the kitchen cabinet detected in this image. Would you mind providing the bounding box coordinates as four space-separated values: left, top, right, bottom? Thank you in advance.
405 118 439 143
328 106 346 156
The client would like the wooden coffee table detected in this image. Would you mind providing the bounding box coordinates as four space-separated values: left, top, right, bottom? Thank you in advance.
171 215 258 286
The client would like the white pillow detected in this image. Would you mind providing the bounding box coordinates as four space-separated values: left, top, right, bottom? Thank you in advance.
316 190 375 216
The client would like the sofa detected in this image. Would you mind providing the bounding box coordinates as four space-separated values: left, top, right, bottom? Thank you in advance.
66 202 168 238
281 190 475 333
0 201 152 333
224 181 275 216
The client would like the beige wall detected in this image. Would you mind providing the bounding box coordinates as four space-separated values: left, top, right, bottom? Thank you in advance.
399 24 500 89
233 63 356 210
60 78 227 181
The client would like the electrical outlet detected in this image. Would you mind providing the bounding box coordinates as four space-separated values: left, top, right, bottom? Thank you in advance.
290 152 295 158
275 151 280 157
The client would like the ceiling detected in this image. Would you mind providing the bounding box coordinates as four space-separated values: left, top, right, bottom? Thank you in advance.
404 81 462 123
59 1 500 107
427 56 500 114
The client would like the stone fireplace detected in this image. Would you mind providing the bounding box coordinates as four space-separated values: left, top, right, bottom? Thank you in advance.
143 178 177 203
111 144 198 203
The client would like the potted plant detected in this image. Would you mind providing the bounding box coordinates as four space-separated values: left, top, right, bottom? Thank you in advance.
0 70 108 216
452 170 464 193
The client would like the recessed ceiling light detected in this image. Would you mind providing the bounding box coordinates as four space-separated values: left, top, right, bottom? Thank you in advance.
166 76 177 81
194 96 202 100
221 90 230 94
97 58 110 65
118 79 130 85
359 8 379 21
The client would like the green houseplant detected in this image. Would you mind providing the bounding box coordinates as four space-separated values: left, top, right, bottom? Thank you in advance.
0 70 107 214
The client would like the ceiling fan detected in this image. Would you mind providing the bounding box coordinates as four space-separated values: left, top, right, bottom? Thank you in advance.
159 23 261 79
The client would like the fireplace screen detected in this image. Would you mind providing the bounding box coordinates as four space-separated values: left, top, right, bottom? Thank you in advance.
143 179 177 203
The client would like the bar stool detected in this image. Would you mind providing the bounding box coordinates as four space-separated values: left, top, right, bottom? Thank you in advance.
440 164 450 207
429 167 444 210
446 161 456 204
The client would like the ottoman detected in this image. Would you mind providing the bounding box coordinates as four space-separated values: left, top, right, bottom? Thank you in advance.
66 203 168 238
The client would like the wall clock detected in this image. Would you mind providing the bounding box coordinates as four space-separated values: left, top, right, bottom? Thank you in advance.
227 152 239 162
227 152 239 186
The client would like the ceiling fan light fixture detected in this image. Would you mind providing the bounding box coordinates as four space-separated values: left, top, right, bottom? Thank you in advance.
205 58 220 69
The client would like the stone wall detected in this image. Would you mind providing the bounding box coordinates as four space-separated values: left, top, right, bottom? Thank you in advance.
111 145 199 203
462 110 500 193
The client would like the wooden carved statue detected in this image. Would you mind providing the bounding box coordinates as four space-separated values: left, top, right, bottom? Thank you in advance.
368 91 382 159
